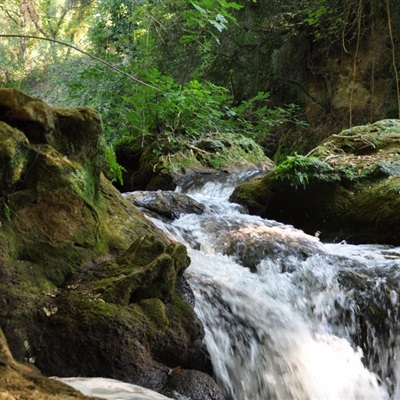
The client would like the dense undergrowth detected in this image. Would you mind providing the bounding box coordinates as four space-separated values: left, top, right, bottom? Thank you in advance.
1 0 400 180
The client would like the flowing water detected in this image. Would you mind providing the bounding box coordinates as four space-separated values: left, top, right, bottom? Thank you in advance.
62 171 400 399
152 171 400 400
53 377 174 400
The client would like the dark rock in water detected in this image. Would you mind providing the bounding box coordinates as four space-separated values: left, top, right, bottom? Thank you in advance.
0 328 91 399
125 191 207 219
231 119 400 245
174 213 322 272
216 220 322 272
333 258 400 382
162 369 226 400
0 89 217 396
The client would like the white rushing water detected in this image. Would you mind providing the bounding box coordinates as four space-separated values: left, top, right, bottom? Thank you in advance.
53 377 173 400
154 171 400 400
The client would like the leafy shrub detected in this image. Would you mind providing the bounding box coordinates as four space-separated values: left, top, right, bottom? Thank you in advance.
58 59 304 155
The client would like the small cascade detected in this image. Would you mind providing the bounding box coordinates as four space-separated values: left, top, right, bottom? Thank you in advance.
68 171 400 400
151 171 400 400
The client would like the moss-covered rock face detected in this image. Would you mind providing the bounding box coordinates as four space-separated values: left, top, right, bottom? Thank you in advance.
0 88 153 274
30 234 205 390
231 120 400 244
118 132 275 191
0 89 209 394
0 328 91 400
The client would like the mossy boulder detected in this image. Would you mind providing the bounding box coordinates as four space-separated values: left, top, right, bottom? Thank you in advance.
0 89 212 395
118 133 274 191
231 120 400 244
29 234 205 391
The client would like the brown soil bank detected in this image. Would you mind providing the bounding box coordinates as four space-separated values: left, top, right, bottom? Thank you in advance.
231 119 400 244
0 89 220 398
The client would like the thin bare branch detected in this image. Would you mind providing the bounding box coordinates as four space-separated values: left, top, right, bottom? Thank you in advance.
0 34 161 91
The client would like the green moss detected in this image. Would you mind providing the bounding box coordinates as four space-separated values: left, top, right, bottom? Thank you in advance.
0 260 56 299
0 90 207 382
312 119 400 159
230 176 270 215
69 165 98 204
69 292 119 320
142 132 272 177
90 235 186 306
95 253 176 306
139 298 170 330
166 242 190 274
0 122 30 193
164 291 200 344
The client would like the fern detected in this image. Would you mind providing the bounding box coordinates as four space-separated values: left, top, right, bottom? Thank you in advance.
274 154 339 189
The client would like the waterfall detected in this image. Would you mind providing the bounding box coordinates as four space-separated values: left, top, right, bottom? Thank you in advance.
153 171 400 400
61 171 400 400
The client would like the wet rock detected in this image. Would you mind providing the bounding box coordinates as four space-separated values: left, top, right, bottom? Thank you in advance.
219 221 322 271
0 328 90 399
334 260 400 384
125 191 207 219
30 234 206 388
173 212 322 272
162 369 226 400
231 119 400 245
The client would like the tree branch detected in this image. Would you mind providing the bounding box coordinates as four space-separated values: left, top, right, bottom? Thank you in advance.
0 34 161 91
283 79 326 110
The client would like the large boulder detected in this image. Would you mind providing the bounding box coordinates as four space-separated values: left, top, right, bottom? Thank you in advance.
117 133 274 191
231 119 400 244
0 89 214 396
30 234 206 391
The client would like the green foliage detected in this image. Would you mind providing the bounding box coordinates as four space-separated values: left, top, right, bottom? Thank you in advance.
0 0 93 82
230 91 307 143
13 0 399 180
182 0 243 44
119 70 230 143
88 0 139 55
1 199 12 222
88 0 242 73
102 144 125 185
300 0 346 42
59 57 304 165
274 154 340 189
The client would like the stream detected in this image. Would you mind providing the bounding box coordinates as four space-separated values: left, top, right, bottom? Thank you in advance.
62 171 400 399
